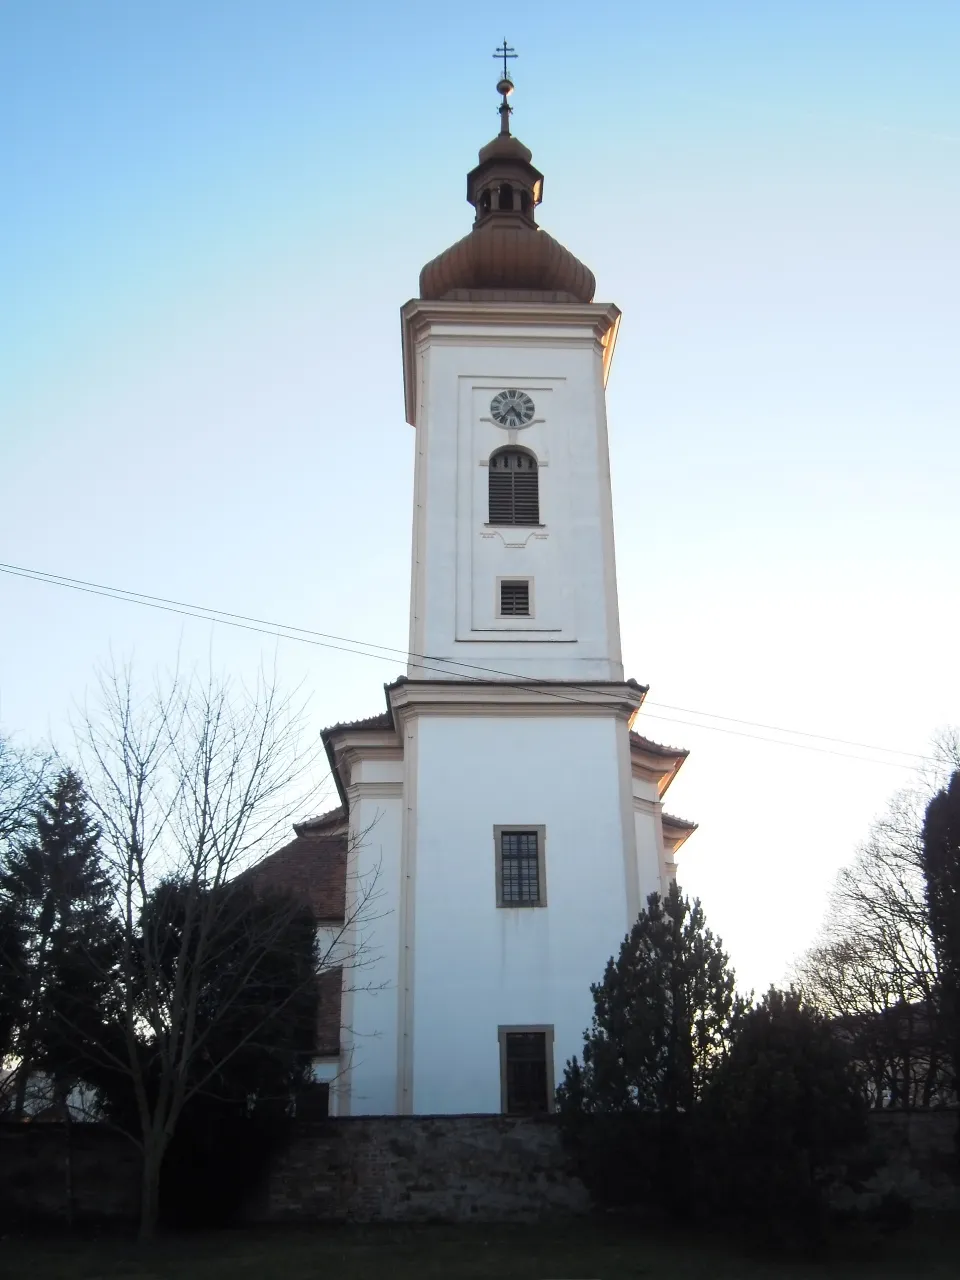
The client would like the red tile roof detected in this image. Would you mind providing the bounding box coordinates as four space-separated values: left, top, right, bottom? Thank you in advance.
294 805 346 835
249 829 346 923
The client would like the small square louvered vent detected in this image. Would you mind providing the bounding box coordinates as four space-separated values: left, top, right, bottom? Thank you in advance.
500 580 531 617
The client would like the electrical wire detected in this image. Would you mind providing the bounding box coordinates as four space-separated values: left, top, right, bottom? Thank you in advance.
0 560 934 769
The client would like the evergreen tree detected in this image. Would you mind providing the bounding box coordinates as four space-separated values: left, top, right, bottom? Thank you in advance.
699 987 867 1247
0 732 47 1105
0 769 118 1118
556 882 744 1211
559 882 742 1114
920 769 960 1151
0 896 28 1110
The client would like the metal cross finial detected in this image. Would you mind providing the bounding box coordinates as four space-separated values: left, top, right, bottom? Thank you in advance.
493 39 517 82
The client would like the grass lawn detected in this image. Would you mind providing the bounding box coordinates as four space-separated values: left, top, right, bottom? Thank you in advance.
2 1219 959 1280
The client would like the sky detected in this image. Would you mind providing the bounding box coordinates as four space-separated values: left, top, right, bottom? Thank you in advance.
1 1 958 993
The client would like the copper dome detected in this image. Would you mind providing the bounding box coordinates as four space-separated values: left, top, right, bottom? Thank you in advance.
477 133 533 164
418 102 596 304
420 223 595 303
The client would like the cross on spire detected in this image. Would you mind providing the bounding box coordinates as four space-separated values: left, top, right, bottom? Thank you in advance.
492 40 517 135
493 39 517 83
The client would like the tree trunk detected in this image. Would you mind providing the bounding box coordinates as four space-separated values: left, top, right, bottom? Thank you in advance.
139 1141 164 1241
12 1053 31 1120
12 1020 38 1119
55 1077 74 1228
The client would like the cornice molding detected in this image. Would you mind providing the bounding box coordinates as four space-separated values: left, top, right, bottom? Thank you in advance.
661 832 694 855
322 727 402 809
661 813 698 855
346 781 404 802
326 729 402 753
630 742 689 798
388 678 643 729
400 298 621 426
632 795 661 816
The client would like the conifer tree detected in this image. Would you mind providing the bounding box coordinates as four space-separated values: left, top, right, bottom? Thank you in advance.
699 987 866 1245
0 896 27 1109
559 881 742 1115
0 769 118 1118
556 882 744 1211
921 769 960 1148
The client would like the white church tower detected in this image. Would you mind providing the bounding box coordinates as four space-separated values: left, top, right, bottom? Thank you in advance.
315 57 696 1117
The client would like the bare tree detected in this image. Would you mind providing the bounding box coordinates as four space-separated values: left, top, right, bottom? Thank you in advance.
0 732 49 843
60 663 381 1239
794 734 960 1108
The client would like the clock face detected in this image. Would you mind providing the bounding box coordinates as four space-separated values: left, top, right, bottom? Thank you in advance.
490 389 535 428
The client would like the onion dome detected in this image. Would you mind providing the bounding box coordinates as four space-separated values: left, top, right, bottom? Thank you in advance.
419 66 596 304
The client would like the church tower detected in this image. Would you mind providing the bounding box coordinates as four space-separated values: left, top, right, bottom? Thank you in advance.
314 56 696 1117
404 67 621 683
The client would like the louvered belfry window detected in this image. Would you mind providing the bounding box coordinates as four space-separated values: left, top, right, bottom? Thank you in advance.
499 580 530 617
489 449 539 525
500 831 541 905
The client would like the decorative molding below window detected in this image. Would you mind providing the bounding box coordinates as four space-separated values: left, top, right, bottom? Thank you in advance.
481 529 547 549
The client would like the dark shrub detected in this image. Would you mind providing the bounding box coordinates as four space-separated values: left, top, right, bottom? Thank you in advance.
698 987 867 1249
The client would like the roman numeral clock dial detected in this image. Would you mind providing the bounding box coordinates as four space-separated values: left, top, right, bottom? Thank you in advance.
490 389 535 428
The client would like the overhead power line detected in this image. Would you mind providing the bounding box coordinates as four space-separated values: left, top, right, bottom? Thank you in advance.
0 560 935 770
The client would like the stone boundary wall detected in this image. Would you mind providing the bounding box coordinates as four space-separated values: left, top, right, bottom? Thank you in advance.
0 1122 139 1227
255 1114 591 1223
1 1110 956 1227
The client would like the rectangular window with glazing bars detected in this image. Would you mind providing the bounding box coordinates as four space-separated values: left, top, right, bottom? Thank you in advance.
497 828 544 906
488 449 539 525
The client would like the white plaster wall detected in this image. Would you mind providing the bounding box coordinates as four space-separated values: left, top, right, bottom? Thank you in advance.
408 317 623 681
352 758 403 784
409 713 635 1114
342 790 404 1115
633 804 666 911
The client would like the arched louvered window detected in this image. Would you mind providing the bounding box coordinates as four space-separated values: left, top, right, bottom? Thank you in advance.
489 449 539 526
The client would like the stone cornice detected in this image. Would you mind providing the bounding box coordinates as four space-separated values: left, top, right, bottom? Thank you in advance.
661 813 698 854
327 729 402 753
346 781 404 802
321 727 401 808
387 678 644 730
630 739 689 798
400 298 621 426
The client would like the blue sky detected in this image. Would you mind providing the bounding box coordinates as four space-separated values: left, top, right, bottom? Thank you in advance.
2 1 958 991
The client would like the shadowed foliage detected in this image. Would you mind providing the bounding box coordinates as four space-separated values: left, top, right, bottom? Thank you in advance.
920 768 960 1159
556 883 744 1215
699 987 868 1248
